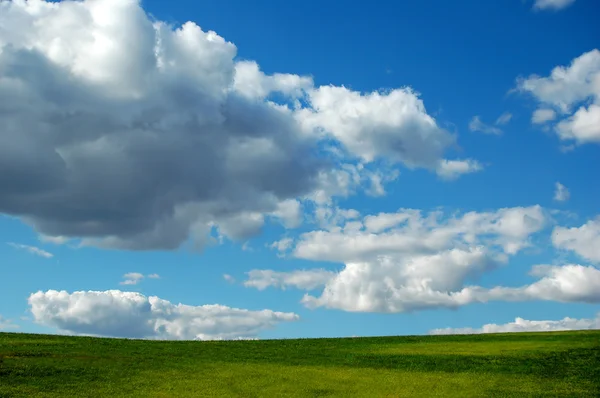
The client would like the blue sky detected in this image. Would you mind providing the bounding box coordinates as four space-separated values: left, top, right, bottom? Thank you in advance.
1 0 599 339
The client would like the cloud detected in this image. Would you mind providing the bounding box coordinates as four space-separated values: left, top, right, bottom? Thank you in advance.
532 0 576 11
552 217 600 263
120 272 145 285
7 242 54 258
244 269 335 291
0 315 19 331
430 313 600 335
469 116 503 135
223 274 236 283
28 290 299 340
0 0 478 251
296 86 477 171
517 49 600 145
532 108 557 124
484 264 600 304
282 205 549 312
553 182 570 202
435 159 483 180
495 112 513 125
120 272 161 285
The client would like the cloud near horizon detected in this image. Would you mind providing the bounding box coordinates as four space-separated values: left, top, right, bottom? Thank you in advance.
28 290 299 340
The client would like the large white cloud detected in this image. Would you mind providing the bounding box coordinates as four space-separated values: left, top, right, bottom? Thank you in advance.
267 206 553 312
517 49 600 145
0 0 477 251
430 313 600 335
28 290 298 340
552 217 600 263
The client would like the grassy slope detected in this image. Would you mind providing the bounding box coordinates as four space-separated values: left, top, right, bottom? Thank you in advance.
1 331 599 397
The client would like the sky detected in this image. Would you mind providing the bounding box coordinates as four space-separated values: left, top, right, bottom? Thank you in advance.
0 0 599 340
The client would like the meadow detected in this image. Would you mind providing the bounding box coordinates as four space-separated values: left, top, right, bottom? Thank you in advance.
0 330 598 397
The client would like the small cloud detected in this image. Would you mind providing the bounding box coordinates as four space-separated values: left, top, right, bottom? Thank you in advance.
495 112 513 125
223 274 236 284
0 315 19 331
532 108 557 124
120 272 145 285
147 274 161 279
436 159 483 180
532 0 576 11
554 182 570 202
7 242 54 258
469 116 503 135
38 235 70 245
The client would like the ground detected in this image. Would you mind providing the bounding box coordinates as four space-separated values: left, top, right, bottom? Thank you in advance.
0 330 599 397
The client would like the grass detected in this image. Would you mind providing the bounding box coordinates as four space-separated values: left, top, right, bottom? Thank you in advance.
0 330 599 397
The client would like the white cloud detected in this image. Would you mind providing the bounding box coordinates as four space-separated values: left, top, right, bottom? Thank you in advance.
556 103 600 143
484 264 600 303
0 0 478 251
552 218 600 263
28 290 299 340
297 85 477 171
553 182 570 202
532 0 576 11
233 60 313 100
517 49 600 145
285 205 549 312
495 112 513 125
6 242 54 258
532 108 557 124
469 116 503 135
120 272 160 285
0 315 19 331
435 159 483 180
120 272 145 285
430 313 600 335
244 269 335 291
223 274 235 283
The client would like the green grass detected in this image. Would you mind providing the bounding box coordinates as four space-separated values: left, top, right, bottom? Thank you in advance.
1 330 599 397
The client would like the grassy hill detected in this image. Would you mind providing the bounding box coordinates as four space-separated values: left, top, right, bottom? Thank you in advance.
1 330 599 397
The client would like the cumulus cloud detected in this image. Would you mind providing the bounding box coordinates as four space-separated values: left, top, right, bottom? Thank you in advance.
0 0 477 251
553 182 570 202
484 264 600 303
552 218 600 263
28 290 298 340
517 49 600 145
283 205 549 312
532 0 576 11
244 269 335 291
430 313 600 335
6 242 53 258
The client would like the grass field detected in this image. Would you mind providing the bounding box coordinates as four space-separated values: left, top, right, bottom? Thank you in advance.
1 330 599 397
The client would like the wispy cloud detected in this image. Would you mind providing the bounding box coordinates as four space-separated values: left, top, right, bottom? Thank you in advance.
495 112 513 125
120 273 160 285
554 182 570 202
7 242 54 258
469 113 511 135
